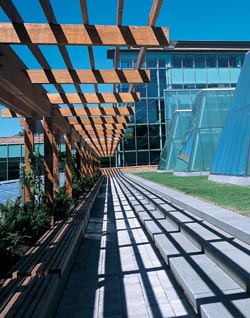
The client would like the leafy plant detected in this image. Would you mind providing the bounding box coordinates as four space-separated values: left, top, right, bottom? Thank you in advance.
54 185 72 220
23 150 45 205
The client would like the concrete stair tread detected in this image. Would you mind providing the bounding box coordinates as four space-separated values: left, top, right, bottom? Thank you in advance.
183 222 225 242
155 232 201 265
169 254 246 313
157 218 178 232
134 203 154 213
169 211 200 223
201 298 250 318
207 240 250 291
137 211 152 223
144 220 163 239
159 202 176 212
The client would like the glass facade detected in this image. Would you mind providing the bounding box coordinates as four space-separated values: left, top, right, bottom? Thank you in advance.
158 110 193 171
0 143 44 181
211 52 250 178
114 47 246 166
174 89 234 174
0 141 66 182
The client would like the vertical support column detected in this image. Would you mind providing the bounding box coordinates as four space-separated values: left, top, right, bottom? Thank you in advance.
82 146 88 177
75 141 82 183
65 132 72 199
53 129 60 194
24 118 34 203
44 117 54 227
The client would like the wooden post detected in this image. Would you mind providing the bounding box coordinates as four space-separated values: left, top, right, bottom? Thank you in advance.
43 117 54 227
65 132 72 199
82 146 88 178
53 129 60 194
24 118 34 203
75 141 82 183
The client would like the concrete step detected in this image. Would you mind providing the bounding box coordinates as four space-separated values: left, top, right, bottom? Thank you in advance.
169 254 249 315
201 298 250 318
179 221 250 292
155 232 201 265
118 174 250 317
205 240 250 292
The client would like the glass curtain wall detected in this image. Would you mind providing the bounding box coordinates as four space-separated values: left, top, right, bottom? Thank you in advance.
174 89 234 174
0 143 45 181
158 110 193 171
211 52 250 181
116 50 244 166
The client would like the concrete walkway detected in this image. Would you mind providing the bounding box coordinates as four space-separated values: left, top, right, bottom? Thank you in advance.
55 177 197 318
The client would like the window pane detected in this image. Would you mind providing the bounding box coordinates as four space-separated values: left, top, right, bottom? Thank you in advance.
206 54 217 68
195 68 206 84
136 100 147 123
136 125 148 136
218 54 228 68
148 99 159 123
124 152 136 166
124 138 136 151
171 69 183 84
0 146 7 158
183 69 195 84
137 151 149 165
207 69 218 84
194 54 205 68
9 145 21 158
150 151 161 164
172 54 183 68
183 55 193 68
137 137 148 150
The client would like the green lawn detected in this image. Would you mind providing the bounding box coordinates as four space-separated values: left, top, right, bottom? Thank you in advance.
133 172 250 216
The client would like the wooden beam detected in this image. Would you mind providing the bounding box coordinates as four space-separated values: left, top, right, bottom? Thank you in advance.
79 132 123 138
59 106 134 117
0 23 169 46
48 92 140 104
67 117 130 125
0 46 77 135
129 0 163 92
27 69 150 84
1 109 21 118
73 123 126 130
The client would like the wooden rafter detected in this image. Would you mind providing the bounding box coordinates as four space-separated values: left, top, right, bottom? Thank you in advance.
26 69 150 84
0 0 168 159
47 92 140 104
59 106 134 117
129 0 163 93
80 0 98 93
67 117 130 125
0 23 169 47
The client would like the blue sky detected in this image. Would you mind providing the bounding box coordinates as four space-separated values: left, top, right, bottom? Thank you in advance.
0 0 250 136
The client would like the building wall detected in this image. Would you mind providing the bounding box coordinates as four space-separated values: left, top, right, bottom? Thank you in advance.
115 49 246 167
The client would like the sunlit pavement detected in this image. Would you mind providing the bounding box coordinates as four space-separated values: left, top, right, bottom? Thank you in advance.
55 177 197 318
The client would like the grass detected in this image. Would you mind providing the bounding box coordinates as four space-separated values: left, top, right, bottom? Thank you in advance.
133 171 250 216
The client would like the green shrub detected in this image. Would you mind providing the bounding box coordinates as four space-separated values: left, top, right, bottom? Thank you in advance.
54 186 72 220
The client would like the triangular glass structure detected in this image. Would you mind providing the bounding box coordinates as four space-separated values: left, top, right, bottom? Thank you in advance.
174 88 234 175
158 89 200 171
210 52 250 185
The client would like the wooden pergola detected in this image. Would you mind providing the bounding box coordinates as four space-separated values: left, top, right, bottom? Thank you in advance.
0 0 169 223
